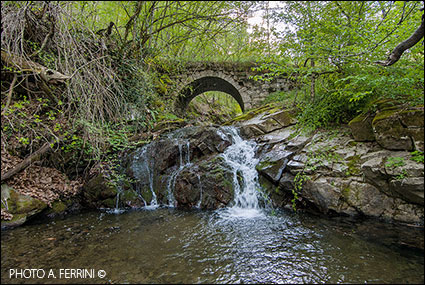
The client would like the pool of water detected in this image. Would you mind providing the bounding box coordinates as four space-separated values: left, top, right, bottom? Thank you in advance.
1 207 424 284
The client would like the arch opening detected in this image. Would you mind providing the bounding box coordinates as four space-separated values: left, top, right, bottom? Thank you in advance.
177 76 245 112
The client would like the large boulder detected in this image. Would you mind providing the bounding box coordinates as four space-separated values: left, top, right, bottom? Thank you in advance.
265 126 425 224
372 106 424 151
1 184 48 229
174 156 235 209
348 112 375 141
82 173 119 208
120 126 235 206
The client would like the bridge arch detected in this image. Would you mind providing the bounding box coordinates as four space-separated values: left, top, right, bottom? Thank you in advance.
175 72 247 112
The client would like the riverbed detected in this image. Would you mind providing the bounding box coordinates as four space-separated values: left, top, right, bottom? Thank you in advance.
1 207 423 284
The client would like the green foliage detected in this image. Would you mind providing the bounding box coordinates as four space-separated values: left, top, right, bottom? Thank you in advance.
410 151 424 164
292 172 309 212
290 141 343 211
385 157 406 168
385 157 409 181
253 1 423 131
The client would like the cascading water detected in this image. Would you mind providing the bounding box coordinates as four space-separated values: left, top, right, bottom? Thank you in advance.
218 127 264 219
121 125 266 215
131 145 159 209
166 139 191 207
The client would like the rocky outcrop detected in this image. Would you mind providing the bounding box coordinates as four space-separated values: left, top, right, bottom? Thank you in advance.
241 104 424 225
81 126 236 209
80 102 423 226
348 103 424 152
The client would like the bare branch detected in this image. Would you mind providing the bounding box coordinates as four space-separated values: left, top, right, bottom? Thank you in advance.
1 74 18 116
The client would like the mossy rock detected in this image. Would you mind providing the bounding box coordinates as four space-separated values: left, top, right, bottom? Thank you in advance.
139 186 153 204
262 109 297 128
102 198 116 208
1 184 47 228
224 103 279 125
372 107 414 151
346 155 362 176
367 98 399 112
1 213 28 229
348 112 375 142
51 200 67 213
372 108 400 124
6 187 47 215
153 118 186 132
399 109 424 127
82 174 118 208
119 189 144 208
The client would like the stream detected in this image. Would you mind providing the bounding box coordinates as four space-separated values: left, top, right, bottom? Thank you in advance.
1 208 423 284
1 126 424 284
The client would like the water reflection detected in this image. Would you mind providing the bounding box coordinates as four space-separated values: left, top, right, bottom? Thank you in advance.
1 208 424 284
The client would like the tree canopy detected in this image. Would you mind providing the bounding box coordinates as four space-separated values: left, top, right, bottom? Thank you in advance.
1 1 423 178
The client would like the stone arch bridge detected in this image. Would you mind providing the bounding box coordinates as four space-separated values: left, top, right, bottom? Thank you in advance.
163 61 297 112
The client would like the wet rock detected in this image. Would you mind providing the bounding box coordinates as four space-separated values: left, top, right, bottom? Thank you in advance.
174 156 235 209
239 124 265 139
121 126 235 206
278 172 295 192
256 145 292 184
302 177 351 214
389 177 424 205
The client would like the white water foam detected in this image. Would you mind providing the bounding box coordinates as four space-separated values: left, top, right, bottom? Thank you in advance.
218 127 264 219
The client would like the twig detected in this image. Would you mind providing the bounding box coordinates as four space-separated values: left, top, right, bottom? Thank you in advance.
1 73 18 116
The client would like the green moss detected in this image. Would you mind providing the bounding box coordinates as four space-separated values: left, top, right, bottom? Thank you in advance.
224 103 279 125
140 187 153 204
265 107 281 115
346 155 361 176
51 200 67 213
349 112 370 124
102 198 116 208
8 189 47 214
342 187 351 199
153 118 186 132
121 189 138 202
399 109 424 127
222 177 233 189
367 98 399 111
372 108 400 124
255 159 276 172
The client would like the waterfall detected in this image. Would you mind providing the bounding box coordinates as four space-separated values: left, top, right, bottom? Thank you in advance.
121 125 267 216
131 145 159 209
166 139 191 207
219 127 264 218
